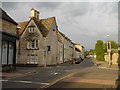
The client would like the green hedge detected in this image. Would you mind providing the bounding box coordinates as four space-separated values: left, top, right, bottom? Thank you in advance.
96 54 105 61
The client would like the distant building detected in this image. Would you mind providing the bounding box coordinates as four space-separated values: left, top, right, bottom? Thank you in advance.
72 43 85 64
57 31 65 64
0 8 18 71
17 8 58 66
57 31 75 64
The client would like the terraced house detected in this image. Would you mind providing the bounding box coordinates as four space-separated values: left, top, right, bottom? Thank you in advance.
57 31 65 64
17 8 58 66
0 8 18 71
57 31 75 64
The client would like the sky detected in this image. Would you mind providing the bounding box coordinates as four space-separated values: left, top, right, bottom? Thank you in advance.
1 1 118 50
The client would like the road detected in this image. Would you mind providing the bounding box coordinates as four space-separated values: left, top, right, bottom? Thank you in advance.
45 58 118 89
2 58 118 90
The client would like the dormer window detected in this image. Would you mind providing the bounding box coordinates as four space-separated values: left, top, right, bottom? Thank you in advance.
28 26 35 33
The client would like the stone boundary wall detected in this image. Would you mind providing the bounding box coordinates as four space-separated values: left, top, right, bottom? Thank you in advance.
104 53 119 65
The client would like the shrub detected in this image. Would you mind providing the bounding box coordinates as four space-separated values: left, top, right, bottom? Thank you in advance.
96 54 104 61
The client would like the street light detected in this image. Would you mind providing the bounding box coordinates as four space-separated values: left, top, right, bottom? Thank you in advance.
106 35 112 67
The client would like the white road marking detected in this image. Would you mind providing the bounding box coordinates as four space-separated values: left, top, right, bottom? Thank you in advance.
1 79 49 85
13 80 33 84
0 79 8 82
12 80 50 85
53 72 58 75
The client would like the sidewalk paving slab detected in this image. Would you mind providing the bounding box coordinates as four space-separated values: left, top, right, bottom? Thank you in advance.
1 69 37 79
92 59 119 70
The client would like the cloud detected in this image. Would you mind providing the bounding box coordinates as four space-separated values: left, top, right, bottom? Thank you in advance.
60 2 90 17
2 2 19 11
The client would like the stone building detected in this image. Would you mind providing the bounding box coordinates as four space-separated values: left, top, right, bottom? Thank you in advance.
65 37 75 63
17 8 84 66
57 31 75 64
72 43 83 64
57 31 65 64
0 8 18 71
17 8 58 66
78 45 85 60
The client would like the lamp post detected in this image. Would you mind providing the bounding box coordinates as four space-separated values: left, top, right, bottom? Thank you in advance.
107 41 112 67
106 35 112 67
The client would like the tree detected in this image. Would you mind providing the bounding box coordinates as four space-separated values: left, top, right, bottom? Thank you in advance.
89 49 95 55
84 51 89 56
95 40 104 61
111 41 118 49
103 42 107 53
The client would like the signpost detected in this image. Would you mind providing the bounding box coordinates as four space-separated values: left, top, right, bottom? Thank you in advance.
107 41 112 67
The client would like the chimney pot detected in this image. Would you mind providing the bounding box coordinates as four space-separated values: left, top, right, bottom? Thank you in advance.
29 8 39 20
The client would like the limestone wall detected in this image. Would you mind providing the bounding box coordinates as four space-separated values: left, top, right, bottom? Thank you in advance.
104 53 119 65
1 19 17 35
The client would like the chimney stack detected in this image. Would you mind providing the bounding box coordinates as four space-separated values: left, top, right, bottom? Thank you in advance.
29 8 40 20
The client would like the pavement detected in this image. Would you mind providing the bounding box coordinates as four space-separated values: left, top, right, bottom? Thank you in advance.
92 58 119 70
1 68 38 79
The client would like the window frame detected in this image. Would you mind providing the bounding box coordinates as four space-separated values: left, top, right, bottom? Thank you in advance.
27 40 39 50
28 27 35 33
27 54 38 64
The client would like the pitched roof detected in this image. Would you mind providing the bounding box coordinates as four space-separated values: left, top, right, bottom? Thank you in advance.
17 17 56 37
0 8 17 25
17 21 28 35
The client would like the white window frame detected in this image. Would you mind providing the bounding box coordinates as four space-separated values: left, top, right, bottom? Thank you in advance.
27 40 39 49
27 54 38 64
28 27 34 33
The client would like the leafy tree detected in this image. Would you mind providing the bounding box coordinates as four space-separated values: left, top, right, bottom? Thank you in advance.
103 42 107 53
95 40 104 61
84 51 89 56
89 49 95 55
111 41 118 49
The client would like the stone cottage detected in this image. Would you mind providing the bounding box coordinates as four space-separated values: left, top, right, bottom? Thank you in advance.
17 8 58 66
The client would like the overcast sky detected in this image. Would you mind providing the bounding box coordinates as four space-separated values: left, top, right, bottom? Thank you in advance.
1 2 118 50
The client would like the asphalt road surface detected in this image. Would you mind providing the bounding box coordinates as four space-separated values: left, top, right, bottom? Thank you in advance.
44 59 118 89
1 58 118 90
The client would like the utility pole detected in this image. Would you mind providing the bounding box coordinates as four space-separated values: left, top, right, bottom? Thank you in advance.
107 41 112 67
